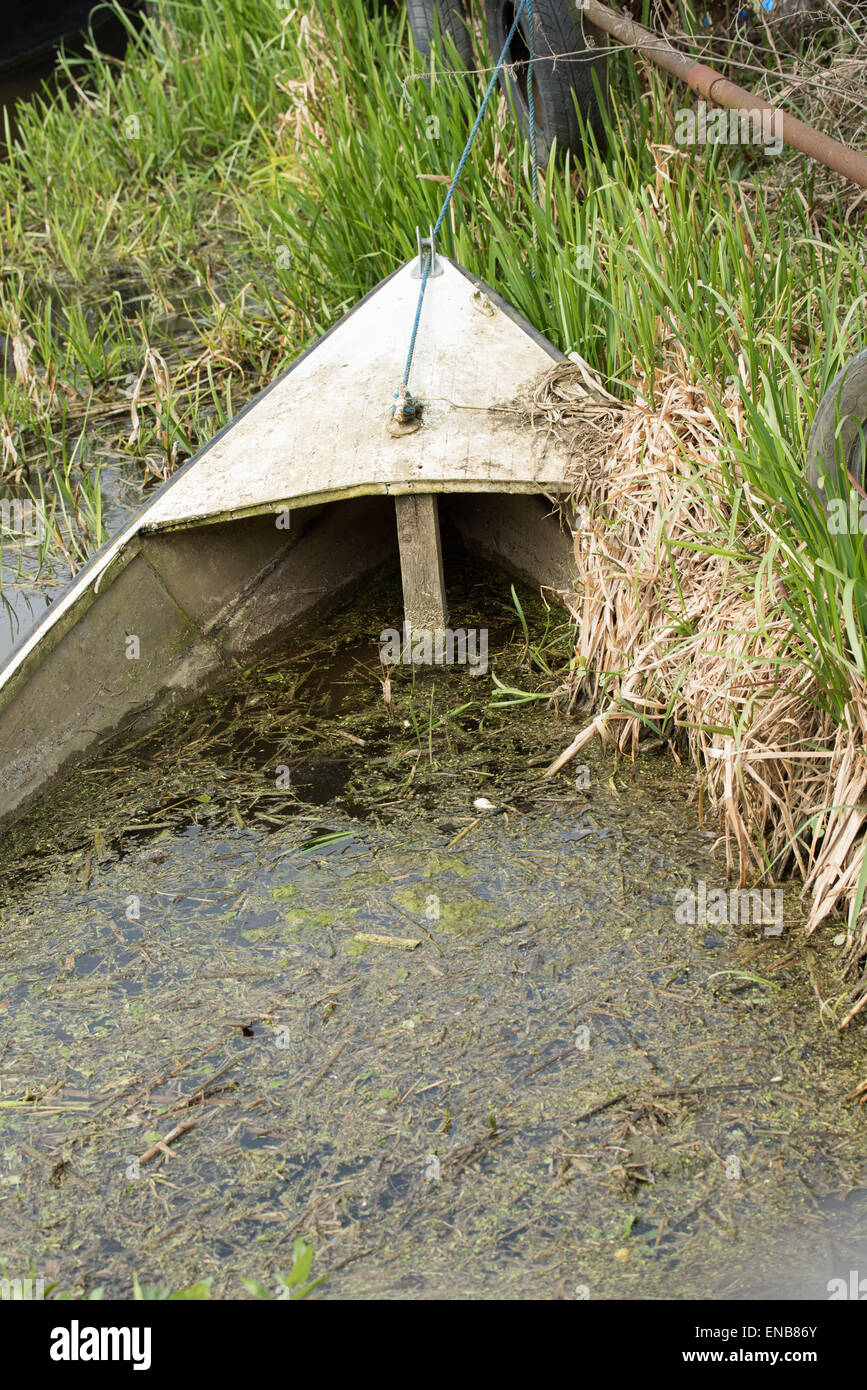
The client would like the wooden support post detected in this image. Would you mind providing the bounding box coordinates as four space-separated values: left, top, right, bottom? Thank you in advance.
394 493 448 647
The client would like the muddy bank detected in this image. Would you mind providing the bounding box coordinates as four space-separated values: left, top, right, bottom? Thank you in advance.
0 562 865 1299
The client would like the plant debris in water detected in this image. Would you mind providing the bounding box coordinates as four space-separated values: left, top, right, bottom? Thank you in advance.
1 562 866 1300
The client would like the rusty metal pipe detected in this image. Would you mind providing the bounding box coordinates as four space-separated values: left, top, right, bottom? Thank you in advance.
578 0 867 190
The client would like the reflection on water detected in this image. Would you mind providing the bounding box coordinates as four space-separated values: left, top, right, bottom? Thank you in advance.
0 582 55 656
0 459 143 667
732 1188 867 1301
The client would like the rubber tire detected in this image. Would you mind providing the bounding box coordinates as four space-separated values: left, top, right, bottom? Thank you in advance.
484 0 604 161
406 0 475 67
805 348 867 516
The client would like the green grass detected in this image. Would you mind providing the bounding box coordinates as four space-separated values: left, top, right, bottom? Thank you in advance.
0 0 308 561
253 0 866 718
1 0 865 733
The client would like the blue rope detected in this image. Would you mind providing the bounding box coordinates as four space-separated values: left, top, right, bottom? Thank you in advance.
392 0 532 422
527 0 539 275
397 249 431 415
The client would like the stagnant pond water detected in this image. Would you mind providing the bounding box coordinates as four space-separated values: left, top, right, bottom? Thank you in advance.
1 559 866 1300
0 458 143 667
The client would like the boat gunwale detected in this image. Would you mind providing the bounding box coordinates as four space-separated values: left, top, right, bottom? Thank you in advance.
0 259 565 696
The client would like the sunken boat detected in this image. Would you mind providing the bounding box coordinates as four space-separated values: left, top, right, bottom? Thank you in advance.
0 258 580 828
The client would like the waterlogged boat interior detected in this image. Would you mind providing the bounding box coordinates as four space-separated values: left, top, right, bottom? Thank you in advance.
0 259 579 828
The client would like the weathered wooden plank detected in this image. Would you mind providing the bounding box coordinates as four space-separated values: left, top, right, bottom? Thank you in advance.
395 493 448 636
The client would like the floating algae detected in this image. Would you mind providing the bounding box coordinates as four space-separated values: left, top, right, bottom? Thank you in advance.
1 557 866 1300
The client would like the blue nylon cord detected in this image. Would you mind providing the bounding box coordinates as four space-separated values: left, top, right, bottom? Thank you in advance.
527 0 539 274
395 0 532 412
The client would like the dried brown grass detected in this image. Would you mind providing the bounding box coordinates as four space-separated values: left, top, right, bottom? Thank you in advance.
538 359 867 1027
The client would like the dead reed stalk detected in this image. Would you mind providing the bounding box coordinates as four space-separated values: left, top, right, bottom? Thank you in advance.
538 361 867 1023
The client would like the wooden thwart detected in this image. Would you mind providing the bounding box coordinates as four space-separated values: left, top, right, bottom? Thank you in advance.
395 493 448 639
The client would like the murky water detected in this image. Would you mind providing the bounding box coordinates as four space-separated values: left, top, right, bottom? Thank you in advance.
0 460 142 668
1 563 865 1300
